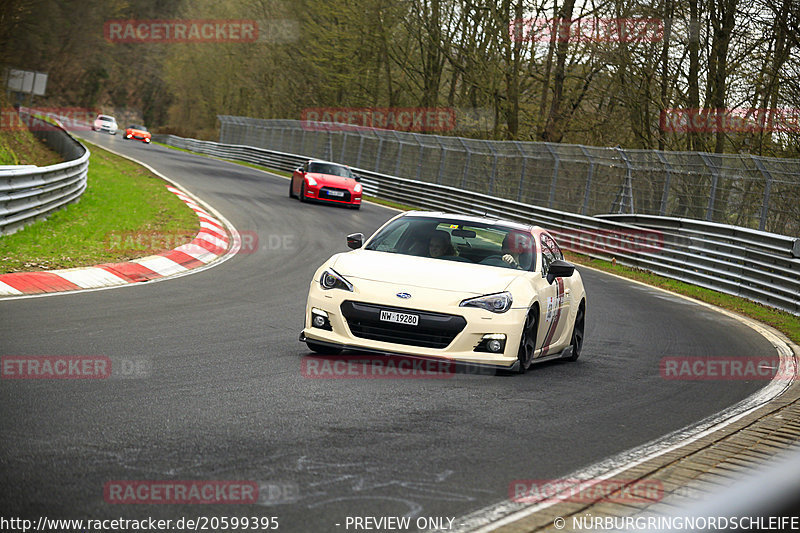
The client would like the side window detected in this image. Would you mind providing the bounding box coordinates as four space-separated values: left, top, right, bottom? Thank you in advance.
540 235 558 276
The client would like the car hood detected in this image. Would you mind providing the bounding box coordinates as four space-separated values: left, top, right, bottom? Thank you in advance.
330 249 523 295
307 173 355 188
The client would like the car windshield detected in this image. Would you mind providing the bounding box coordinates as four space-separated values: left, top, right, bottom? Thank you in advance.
128 125 146 131
99 116 114 122
308 162 351 178
364 216 536 270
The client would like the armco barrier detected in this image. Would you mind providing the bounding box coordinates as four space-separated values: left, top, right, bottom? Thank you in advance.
153 133 800 316
0 111 89 235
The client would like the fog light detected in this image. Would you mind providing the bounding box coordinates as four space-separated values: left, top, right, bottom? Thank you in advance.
311 308 332 331
474 334 507 354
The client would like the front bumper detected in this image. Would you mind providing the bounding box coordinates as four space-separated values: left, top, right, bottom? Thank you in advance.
303 184 361 206
301 279 525 369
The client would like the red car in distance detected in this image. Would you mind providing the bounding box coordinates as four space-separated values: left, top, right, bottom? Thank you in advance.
124 124 151 143
290 160 362 209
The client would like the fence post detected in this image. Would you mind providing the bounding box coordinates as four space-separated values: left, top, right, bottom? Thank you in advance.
436 136 447 184
485 140 499 196
393 131 404 177
375 132 385 172
752 156 774 231
544 144 560 208
458 137 471 189
699 153 720 222
513 141 527 202
615 147 634 214
655 151 673 216
340 131 348 163
578 146 595 215
356 133 365 168
415 134 425 181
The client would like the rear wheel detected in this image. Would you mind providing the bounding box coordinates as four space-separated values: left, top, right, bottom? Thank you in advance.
306 341 341 355
564 301 585 362
516 307 538 373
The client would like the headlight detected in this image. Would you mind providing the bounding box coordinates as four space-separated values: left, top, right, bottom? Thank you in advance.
459 292 513 313
319 269 353 291
353 183 362 193
306 176 318 187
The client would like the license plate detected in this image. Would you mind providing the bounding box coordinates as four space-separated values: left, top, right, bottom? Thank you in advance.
380 310 419 326
327 190 345 197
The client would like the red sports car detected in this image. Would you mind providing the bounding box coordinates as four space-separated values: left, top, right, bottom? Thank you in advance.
124 124 151 143
289 160 362 209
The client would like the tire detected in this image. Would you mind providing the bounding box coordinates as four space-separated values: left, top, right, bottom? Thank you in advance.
516 306 538 373
289 178 296 198
564 301 585 362
306 341 341 355
299 182 307 202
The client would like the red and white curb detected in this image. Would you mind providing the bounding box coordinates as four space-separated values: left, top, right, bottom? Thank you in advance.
0 185 234 297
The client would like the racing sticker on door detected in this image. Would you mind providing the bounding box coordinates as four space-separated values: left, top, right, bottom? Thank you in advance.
541 278 565 356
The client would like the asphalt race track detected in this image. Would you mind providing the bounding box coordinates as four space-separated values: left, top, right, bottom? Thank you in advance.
0 132 777 531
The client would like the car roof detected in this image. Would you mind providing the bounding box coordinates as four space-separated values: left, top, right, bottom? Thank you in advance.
399 210 545 234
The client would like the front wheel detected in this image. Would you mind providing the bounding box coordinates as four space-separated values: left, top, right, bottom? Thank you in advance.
299 183 307 202
306 341 341 355
516 307 538 373
564 301 585 362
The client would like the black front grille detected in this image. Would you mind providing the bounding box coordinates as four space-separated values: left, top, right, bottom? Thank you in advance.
341 301 466 349
319 187 351 201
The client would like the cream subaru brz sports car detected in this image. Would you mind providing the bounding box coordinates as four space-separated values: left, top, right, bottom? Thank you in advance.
299 211 586 373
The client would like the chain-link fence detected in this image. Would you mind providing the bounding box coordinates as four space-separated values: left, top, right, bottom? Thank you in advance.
218 116 800 237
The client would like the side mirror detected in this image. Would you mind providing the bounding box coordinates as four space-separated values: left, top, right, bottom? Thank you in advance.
347 233 364 249
295 167 303 173
546 259 575 284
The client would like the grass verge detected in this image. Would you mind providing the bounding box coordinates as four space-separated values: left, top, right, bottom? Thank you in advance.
155 140 800 343
0 141 199 273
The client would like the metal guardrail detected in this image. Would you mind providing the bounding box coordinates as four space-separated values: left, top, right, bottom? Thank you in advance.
0 111 89 236
154 134 800 316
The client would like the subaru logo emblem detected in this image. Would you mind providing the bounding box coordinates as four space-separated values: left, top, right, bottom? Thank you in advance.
396 292 412 299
